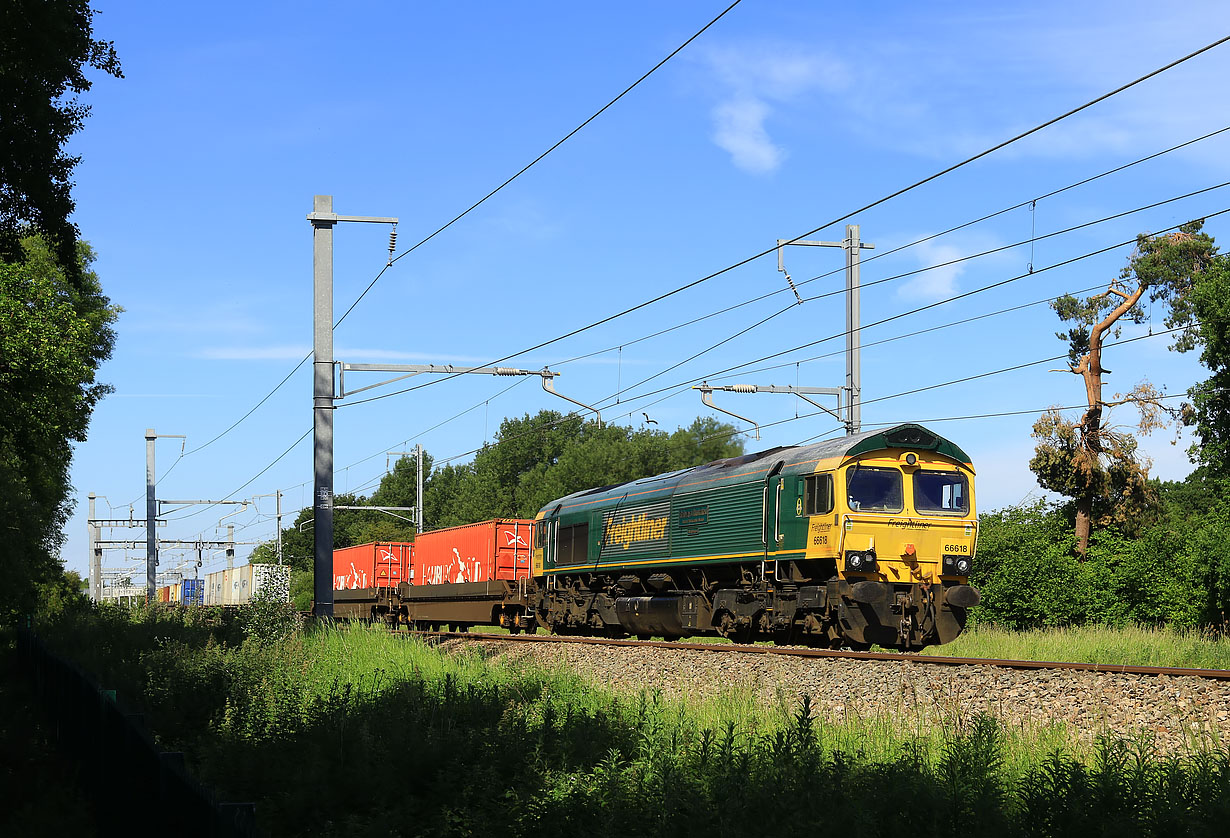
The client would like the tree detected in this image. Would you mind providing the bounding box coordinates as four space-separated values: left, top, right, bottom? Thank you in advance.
0 235 117 619
1153 231 1230 478
0 1 122 281
1031 223 1218 556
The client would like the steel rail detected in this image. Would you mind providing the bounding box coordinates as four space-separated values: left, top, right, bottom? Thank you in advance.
399 630 1230 681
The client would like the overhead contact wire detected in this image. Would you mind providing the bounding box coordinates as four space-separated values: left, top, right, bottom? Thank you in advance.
335 0 747 329
352 33 1230 403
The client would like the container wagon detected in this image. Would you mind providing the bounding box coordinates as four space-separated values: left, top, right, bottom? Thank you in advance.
203 564 291 606
400 519 535 631
332 542 413 623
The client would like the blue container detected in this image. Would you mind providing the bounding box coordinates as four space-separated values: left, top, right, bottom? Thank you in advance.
182 578 205 606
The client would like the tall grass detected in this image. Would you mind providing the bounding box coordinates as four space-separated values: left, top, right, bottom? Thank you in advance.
929 623 1230 669
39 607 1230 837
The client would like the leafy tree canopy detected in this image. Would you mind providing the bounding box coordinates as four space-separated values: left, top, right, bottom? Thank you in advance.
0 0 122 280
1031 222 1223 555
0 235 118 620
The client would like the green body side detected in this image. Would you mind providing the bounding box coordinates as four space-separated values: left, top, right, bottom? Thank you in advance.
539 424 970 576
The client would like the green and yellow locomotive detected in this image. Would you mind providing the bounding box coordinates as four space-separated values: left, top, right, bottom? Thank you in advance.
532 423 979 650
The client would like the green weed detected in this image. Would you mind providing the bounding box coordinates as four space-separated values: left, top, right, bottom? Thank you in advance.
36 608 1230 837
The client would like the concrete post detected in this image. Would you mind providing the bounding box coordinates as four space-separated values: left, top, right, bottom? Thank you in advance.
88 493 100 601
311 195 336 618
146 428 157 601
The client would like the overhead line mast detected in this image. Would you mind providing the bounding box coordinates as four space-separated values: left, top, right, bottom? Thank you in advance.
308 196 399 620
776 225 874 434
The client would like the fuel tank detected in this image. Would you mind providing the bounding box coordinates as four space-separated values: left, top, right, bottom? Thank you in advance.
614 594 711 637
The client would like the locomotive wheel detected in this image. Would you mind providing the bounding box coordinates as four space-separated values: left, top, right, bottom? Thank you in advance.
716 610 753 644
729 626 754 645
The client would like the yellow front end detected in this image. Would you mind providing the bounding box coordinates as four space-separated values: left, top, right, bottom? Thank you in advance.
803 447 978 647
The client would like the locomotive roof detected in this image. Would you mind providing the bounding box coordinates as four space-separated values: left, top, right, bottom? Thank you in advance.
541 423 972 514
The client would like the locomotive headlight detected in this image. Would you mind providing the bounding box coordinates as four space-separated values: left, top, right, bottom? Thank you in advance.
944 554 972 575
845 551 877 572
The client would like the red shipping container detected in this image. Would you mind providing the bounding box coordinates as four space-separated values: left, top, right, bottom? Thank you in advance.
412 519 534 586
333 542 413 591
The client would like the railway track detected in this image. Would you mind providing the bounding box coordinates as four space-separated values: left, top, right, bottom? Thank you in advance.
402 629 1230 681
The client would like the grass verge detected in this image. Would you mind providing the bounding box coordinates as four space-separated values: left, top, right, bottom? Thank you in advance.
34 606 1230 837
925 623 1230 669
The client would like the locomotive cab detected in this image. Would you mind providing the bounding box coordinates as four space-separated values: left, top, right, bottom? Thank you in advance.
799 427 980 647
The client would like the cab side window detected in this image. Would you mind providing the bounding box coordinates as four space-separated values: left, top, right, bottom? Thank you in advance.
557 522 589 564
804 474 834 515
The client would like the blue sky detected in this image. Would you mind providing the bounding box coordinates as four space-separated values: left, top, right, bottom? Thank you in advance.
65 0 1230 582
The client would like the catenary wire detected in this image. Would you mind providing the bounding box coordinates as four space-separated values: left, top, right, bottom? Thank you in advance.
156 36 1230 526
332 278 1103 493
381 211 1223 471
608 208 1230 408
573 191 1230 406
340 276 1113 497
150 42 1230 481
164 428 312 522
418 321 1186 473
551 124 1230 368
341 34 1230 405
333 0 747 330
555 206 1230 419
155 2 745 466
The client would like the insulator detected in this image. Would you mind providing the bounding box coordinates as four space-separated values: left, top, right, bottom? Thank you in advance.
494 367 519 376
730 384 757 393
785 273 803 304
388 228 397 251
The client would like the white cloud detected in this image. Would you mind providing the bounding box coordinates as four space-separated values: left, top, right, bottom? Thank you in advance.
889 229 1017 302
196 344 309 360
700 44 849 173
712 96 781 173
832 6 1230 166
897 241 969 300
